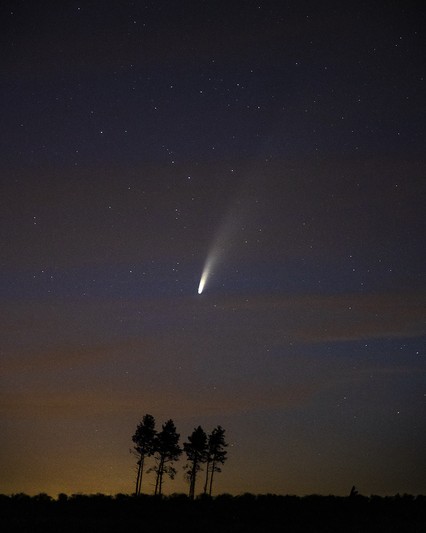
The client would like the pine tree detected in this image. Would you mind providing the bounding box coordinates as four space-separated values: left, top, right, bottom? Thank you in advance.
131 414 156 495
184 426 208 499
203 425 228 496
152 419 182 496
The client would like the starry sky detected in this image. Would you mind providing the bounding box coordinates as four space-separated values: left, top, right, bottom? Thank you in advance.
1 1 425 497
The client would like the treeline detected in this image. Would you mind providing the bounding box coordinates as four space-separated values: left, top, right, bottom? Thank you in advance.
131 414 227 498
2 493 425 533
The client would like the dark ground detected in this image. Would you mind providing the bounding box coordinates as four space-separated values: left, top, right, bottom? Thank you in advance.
1 493 425 532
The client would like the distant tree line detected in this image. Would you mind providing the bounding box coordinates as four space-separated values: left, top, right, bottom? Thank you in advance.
131 414 227 498
3 493 426 533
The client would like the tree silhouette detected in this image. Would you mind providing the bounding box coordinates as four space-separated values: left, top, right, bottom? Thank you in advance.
131 414 156 495
184 426 208 499
349 485 359 497
151 419 182 496
203 425 228 496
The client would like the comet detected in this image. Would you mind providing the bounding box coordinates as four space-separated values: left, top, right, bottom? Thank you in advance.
197 271 207 294
197 170 261 295
197 255 215 294
197 209 240 295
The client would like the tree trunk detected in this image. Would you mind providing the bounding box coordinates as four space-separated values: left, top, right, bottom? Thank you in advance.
154 459 160 496
189 474 194 499
208 459 216 496
135 458 142 495
203 460 210 494
137 456 145 495
159 463 163 496
189 458 198 499
155 457 164 496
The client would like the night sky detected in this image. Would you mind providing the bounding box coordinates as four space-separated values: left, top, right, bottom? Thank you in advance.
1 1 425 497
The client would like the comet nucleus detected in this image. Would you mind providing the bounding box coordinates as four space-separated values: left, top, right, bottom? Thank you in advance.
198 276 205 294
197 260 212 294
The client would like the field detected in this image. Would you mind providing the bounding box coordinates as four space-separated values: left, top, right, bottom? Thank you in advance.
2 493 425 532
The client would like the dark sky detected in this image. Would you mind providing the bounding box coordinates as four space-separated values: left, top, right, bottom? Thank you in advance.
1 0 425 496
